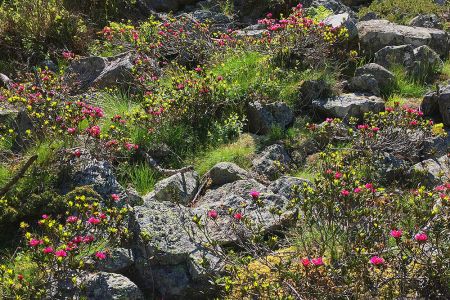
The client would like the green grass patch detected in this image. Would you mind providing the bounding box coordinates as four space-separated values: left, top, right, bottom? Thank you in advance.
391 66 428 98
116 162 160 195
191 133 257 176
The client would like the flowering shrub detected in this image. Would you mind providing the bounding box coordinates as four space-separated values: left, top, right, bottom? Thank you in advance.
0 188 128 299
191 106 449 299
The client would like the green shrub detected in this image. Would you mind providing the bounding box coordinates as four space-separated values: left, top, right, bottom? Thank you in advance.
359 0 447 25
0 0 89 62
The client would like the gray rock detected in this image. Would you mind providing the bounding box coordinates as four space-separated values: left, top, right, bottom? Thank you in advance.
268 176 310 199
323 13 358 39
374 152 410 183
208 162 249 187
66 53 156 93
234 29 268 38
137 0 199 12
130 201 220 298
410 45 443 79
421 136 448 161
348 74 380 96
354 63 395 93
59 151 125 200
421 89 440 116
435 85 450 126
192 179 296 243
0 105 34 150
297 79 331 109
374 45 415 69
412 155 450 187
247 101 294 135
409 14 443 29
252 144 291 180
149 171 199 204
341 0 372 5
357 19 449 57
98 248 134 273
312 93 385 119
310 0 354 16
359 12 379 22
126 187 144 206
84 272 144 300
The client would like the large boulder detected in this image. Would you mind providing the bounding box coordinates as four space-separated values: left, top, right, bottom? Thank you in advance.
410 45 443 78
146 171 199 205
409 14 443 30
297 79 331 109
374 45 416 69
323 13 358 39
268 176 310 199
412 155 450 187
312 93 385 119
192 179 298 243
310 0 354 16
247 101 294 135
208 162 250 187
84 272 144 300
59 150 125 200
421 84 450 126
130 201 220 298
350 63 395 95
357 19 449 57
97 248 134 273
252 144 292 180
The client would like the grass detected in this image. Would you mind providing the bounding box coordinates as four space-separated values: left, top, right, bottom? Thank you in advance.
117 162 160 195
97 90 140 130
0 164 10 186
442 60 450 80
191 133 257 176
391 66 428 98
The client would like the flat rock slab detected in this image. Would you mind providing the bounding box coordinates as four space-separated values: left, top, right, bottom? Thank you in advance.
357 19 449 57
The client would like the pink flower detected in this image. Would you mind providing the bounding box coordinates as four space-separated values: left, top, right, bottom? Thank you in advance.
29 239 43 247
43 247 54 254
111 194 120 201
334 172 342 179
233 213 243 221
42 214 49 219
194 67 203 72
354 187 362 193
67 127 77 134
325 118 333 123
410 120 418 126
17 274 24 281
62 51 74 60
390 229 402 239
266 13 273 18
311 257 324 266
341 189 350 196
217 75 224 81
370 256 385 266
95 251 107 260
83 235 95 243
88 217 101 225
250 190 260 200
372 127 380 132
414 232 428 243
208 210 218 219
301 258 310 267
87 125 101 138
54 250 67 258
73 149 82 158
365 183 373 189
66 216 78 223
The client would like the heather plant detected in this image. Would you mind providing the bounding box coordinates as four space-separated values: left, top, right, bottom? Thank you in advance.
0 187 128 299
192 106 449 299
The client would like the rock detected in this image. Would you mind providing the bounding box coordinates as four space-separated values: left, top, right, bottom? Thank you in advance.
192 179 297 243
247 101 294 135
357 19 449 57
310 0 354 16
323 13 358 39
234 29 268 38
359 12 379 22
312 93 385 119
126 187 144 206
148 171 199 205
98 248 134 273
137 0 199 12
348 74 380 96
341 0 372 5
0 105 34 150
421 89 440 116
409 14 443 29
130 201 220 298
59 151 125 200
268 176 310 199
374 45 415 69
252 144 291 180
435 85 450 126
354 63 395 93
297 79 331 109
208 162 249 187
374 152 410 183
84 272 144 300
66 53 155 93
410 45 443 79
421 136 448 161
412 155 450 187
191 10 233 31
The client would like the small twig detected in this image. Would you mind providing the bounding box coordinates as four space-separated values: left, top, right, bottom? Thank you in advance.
144 152 193 176
0 155 38 198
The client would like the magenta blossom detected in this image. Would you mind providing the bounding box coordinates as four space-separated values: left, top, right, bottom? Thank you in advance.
54 250 67 258
370 256 385 266
415 232 428 243
341 189 350 196
29 239 43 247
311 257 324 266
390 229 403 239
301 258 310 267
95 251 107 260
88 217 101 225
111 194 120 201
43 247 54 254
250 190 260 200
66 216 78 223
207 210 218 219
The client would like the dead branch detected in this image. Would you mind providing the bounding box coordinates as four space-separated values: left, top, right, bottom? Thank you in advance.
0 154 38 198
144 152 193 176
